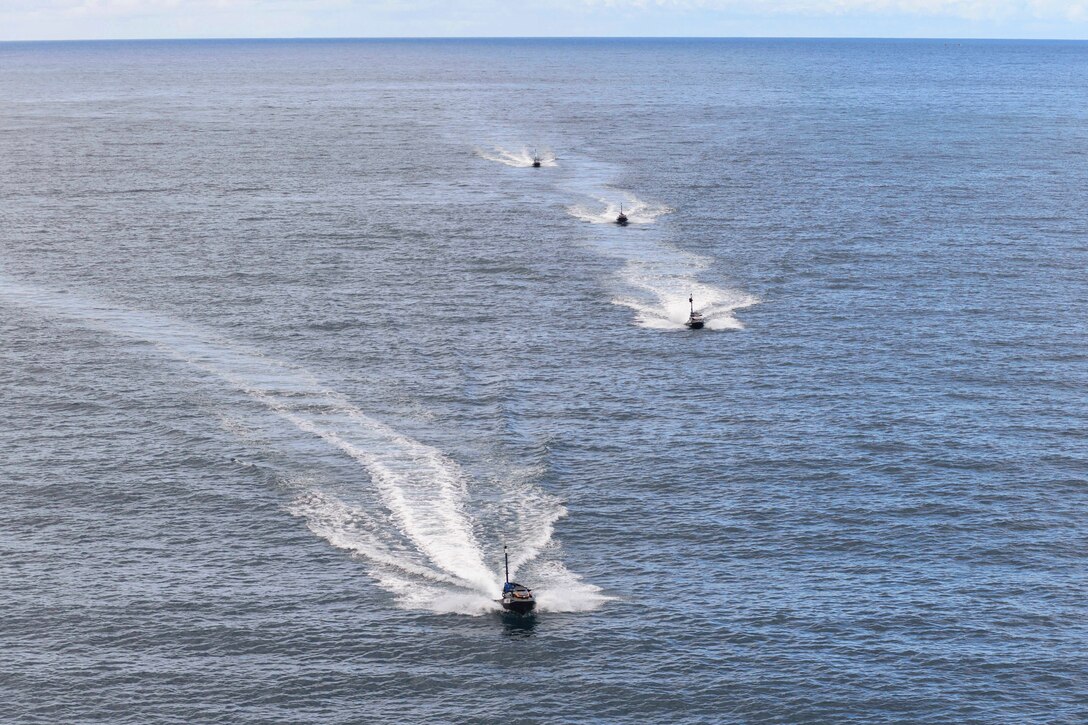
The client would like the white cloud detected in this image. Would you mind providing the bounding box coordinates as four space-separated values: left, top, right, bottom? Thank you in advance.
580 0 1087 20
0 0 348 17
2 0 1087 38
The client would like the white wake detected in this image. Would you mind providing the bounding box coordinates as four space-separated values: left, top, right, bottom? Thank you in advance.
476 146 558 168
0 277 607 615
547 153 755 329
613 264 759 331
567 193 671 225
570 214 758 331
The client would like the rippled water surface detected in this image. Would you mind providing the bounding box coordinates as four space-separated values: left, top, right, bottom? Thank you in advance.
2 38 1087 723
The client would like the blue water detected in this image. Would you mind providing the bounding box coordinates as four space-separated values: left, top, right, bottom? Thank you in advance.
1 38 1086 723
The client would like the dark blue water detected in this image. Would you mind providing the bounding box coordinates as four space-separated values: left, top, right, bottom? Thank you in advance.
2 39 1087 723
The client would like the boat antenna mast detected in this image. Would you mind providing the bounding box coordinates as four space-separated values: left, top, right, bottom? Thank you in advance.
690 293 694 315
504 545 510 584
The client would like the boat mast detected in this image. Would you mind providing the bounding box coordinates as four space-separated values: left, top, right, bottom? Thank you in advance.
690 293 694 315
504 545 510 584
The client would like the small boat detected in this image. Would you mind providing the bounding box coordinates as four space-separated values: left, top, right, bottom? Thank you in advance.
686 294 705 329
616 204 628 226
531 149 542 168
499 545 536 614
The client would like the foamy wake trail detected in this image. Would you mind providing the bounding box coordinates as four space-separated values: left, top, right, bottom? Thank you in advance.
614 263 759 331
547 152 756 330
476 146 558 168
567 193 671 225
0 277 606 614
577 222 758 331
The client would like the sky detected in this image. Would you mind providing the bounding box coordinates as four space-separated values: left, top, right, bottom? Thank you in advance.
1 0 1088 41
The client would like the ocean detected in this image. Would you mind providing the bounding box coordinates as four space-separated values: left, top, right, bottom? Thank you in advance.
1 38 1086 723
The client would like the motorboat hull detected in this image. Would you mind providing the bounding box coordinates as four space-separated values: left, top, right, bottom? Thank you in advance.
501 597 536 614
686 320 704 329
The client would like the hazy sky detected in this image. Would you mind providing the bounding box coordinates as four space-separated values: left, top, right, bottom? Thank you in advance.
2 0 1087 41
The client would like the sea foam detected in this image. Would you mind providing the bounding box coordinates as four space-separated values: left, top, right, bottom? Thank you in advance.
0 277 607 615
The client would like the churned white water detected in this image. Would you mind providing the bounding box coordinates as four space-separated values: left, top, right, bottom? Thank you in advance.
0 278 605 614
